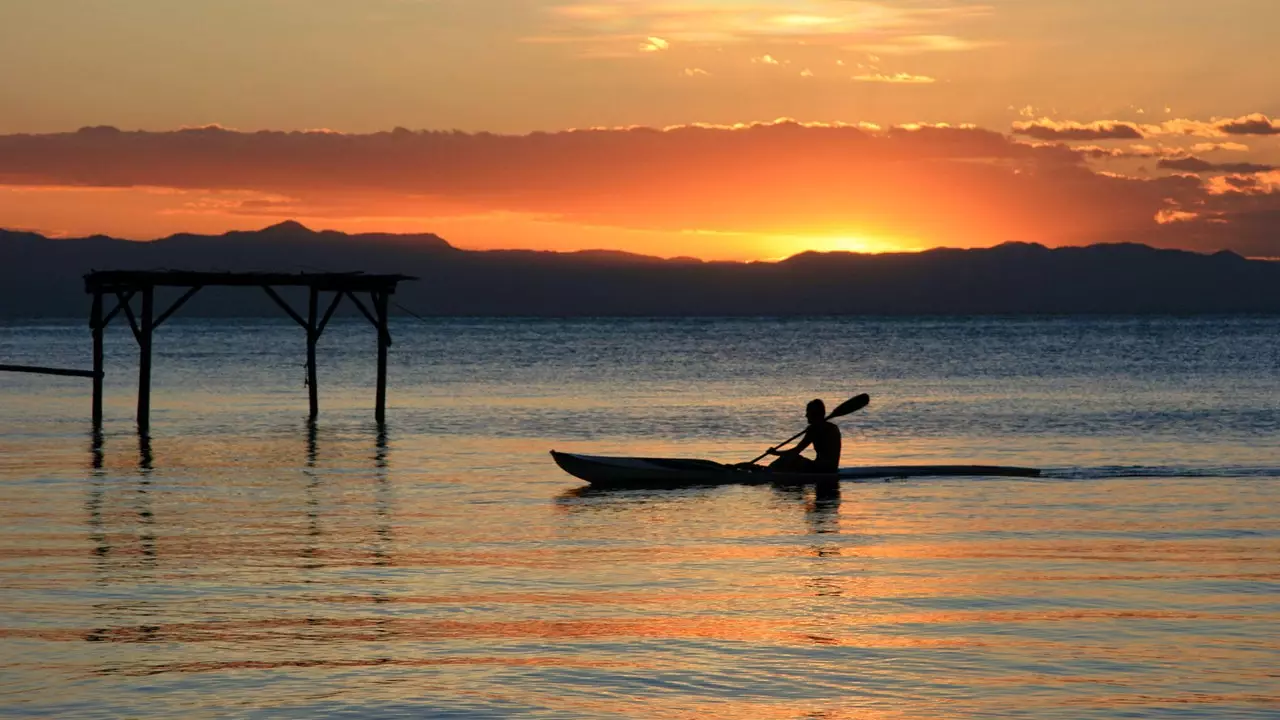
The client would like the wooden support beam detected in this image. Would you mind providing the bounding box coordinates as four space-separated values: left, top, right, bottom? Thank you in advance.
102 290 134 329
344 290 378 328
118 291 142 343
91 291 104 427
307 286 319 420
153 285 203 329
0 364 101 379
375 290 389 424
315 291 344 337
137 286 154 435
261 286 308 329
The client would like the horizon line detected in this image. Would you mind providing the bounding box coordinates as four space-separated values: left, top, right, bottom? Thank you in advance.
3 221 1268 263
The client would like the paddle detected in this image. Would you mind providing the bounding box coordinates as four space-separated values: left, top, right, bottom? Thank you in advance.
746 393 870 466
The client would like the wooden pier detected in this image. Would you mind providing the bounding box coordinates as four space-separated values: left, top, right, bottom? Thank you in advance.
79 271 415 432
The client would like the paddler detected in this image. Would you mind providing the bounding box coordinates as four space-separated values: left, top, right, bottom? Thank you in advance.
766 399 841 473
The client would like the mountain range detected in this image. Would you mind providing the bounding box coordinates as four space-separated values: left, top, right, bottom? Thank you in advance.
2 222 1278 317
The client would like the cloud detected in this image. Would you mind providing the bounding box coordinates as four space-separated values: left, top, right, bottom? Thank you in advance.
1208 170 1280 195
853 72 937 84
752 54 780 65
1154 169 1280 257
1147 118 1227 137
681 67 709 77
1158 156 1277 174
1012 118 1145 141
1151 114 1280 137
1026 114 1280 140
1217 113 1280 136
1159 156 1214 172
639 36 669 52
1156 209 1199 224
0 121 1275 256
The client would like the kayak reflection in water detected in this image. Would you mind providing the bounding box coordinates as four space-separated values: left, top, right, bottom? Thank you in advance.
766 399 842 473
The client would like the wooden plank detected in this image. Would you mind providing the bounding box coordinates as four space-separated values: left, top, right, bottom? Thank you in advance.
261 286 308 329
86 271 414 294
0 364 101 379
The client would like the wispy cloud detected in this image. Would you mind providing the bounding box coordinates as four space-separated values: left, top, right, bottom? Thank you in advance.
639 36 669 52
1071 144 1183 159
1192 142 1250 153
538 1 993 56
1156 208 1199 224
853 34 994 54
853 72 936 84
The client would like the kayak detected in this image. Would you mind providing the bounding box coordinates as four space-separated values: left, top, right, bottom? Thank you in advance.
551 450 1041 489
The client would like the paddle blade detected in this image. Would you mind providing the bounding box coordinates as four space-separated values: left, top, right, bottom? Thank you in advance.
827 393 870 419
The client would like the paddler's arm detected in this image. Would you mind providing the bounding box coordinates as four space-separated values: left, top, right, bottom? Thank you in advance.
767 427 814 457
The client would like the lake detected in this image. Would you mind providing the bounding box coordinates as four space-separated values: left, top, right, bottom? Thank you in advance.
1 317 1277 718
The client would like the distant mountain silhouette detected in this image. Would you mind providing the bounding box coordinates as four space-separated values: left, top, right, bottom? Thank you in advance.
2 223 1278 317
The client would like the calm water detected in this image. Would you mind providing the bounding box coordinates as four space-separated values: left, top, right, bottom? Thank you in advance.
1 317 1277 719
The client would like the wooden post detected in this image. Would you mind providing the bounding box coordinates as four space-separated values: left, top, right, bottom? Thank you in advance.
137 286 154 434
307 286 319 420
375 291 389 424
91 291 104 428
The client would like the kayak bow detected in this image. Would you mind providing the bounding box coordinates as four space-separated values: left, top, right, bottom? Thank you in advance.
551 450 1040 488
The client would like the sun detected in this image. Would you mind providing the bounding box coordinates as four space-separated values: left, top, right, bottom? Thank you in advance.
767 233 919 258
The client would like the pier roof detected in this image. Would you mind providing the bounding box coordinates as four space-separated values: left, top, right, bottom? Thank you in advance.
84 270 415 294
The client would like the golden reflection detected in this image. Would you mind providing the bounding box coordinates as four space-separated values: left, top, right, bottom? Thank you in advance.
1 615 995 649
97 654 636 676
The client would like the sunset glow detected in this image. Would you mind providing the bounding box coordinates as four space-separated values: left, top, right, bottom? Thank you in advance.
1 1 1278 258
769 234 919 259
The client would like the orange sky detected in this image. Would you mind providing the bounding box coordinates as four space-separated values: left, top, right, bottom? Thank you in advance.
1 1 1278 259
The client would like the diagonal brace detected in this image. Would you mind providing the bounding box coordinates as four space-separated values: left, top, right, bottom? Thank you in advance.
117 291 142 343
261 286 308 329
315 292 344 338
154 286 203 329
100 290 135 330
344 290 377 328
346 291 392 346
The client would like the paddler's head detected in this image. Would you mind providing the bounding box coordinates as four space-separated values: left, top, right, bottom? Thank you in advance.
806 399 825 424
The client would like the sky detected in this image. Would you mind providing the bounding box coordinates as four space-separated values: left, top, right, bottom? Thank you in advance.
1 0 1278 259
